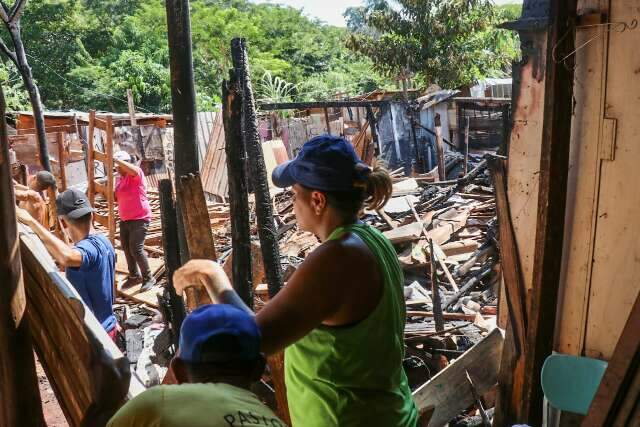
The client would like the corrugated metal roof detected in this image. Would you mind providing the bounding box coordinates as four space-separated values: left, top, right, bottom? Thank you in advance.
199 112 228 200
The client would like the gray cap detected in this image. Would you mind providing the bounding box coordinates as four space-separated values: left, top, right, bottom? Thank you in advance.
56 189 94 219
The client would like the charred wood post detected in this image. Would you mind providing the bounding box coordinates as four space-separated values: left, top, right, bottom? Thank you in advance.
165 0 199 263
434 113 446 181
231 37 290 424
231 37 284 298
521 0 577 421
159 179 186 346
223 71 253 308
0 84 45 427
429 239 445 332
365 105 380 156
494 0 578 423
463 117 470 175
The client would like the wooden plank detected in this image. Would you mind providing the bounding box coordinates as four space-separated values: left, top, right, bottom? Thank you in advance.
582 0 640 360
412 328 505 427
383 221 423 244
520 0 578 423
87 111 96 204
489 157 527 354
105 115 115 244
93 150 106 164
56 131 67 191
0 88 45 426
93 212 109 227
583 293 640 426
93 181 108 195
177 173 215 308
19 225 142 426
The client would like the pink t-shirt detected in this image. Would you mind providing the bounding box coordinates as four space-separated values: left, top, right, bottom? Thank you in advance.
115 168 152 221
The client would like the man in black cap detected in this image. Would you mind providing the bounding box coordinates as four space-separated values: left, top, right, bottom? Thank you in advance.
16 188 117 339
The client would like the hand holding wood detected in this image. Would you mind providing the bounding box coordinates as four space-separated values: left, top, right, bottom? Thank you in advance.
172 259 232 302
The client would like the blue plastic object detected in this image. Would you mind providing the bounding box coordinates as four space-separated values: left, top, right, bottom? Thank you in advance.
541 354 608 415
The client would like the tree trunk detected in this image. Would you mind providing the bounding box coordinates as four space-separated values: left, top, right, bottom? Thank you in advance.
8 22 51 172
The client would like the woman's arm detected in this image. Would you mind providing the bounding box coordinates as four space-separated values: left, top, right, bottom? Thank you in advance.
173 243 348 355
114 158 140 177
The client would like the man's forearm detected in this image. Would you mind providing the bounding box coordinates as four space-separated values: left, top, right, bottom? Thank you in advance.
26 219 79 267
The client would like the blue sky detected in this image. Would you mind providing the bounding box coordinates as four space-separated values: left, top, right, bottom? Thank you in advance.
252 0 522 27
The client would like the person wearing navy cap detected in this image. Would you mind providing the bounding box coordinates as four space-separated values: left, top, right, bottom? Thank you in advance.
108 304 285 427
173 135 418 427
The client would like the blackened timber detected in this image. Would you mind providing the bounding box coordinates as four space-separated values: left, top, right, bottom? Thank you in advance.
365 105 380 156
223 72 253 308
231 38 284 298
522 0 578 423
429 239 445 332
165 0 199 264
259 100 389 110
159 179 186 345
231 37 290 425
165 0 199 176
0 85 45 427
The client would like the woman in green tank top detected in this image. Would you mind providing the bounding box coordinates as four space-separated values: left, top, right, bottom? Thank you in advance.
174 135 418 427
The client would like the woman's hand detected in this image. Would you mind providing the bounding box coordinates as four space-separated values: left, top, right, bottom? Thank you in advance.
173 259 232 302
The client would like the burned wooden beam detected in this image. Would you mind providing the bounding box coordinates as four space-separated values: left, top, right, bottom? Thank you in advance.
223 70 253 308
231 38 283 298
165 0 199 264
259 100 389 110
165 0 199 177
231 37 290 425
520 0 578 423
429 239 445 332
159 178 186 345
0 84 45 427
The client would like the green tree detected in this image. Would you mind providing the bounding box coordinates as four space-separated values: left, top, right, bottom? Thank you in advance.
345 0 519 89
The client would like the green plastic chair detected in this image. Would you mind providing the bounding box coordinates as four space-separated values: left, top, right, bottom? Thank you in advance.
541 353 608 415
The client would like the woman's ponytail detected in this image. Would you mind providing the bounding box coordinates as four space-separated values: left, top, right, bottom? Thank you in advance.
365 166 392 211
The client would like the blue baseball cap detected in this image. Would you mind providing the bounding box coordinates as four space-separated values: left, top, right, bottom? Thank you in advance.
272 134 371 192
178 304 261 364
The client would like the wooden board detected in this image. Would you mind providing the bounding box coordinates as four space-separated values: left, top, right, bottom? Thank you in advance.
177 173 215 308
583 293 640 426
412 328 505 427
19 225 144 427
383 222 423 244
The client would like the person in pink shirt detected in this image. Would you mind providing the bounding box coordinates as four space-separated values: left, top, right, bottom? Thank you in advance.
113 150 155 290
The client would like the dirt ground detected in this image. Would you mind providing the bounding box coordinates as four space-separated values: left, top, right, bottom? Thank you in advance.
36 356 68 427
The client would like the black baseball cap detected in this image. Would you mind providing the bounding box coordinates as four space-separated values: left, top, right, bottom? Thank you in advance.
272 134 371 192
56 189 94 219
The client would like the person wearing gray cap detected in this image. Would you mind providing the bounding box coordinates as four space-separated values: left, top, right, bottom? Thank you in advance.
16 189 117 339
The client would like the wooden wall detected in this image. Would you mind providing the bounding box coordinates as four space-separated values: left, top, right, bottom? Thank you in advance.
509 0 640 361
